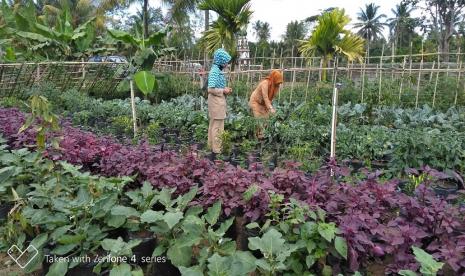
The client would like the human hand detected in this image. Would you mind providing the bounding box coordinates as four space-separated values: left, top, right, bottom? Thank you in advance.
224 87 233 95
270 107 276 114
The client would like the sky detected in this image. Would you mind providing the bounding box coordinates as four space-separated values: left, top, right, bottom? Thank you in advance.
132 0 422 42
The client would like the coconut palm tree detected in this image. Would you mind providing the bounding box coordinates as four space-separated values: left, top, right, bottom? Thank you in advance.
282 20 307 55
387 2 418 50
354 3 386 56
354 3 386 41
253 20 271 43
198 0 252 61
299 8 365 81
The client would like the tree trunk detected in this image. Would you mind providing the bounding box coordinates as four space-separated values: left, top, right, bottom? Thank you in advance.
143 0 149 39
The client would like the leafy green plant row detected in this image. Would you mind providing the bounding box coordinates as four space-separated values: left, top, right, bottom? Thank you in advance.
2 84 465 175
0 135 449 275
0 136 345 275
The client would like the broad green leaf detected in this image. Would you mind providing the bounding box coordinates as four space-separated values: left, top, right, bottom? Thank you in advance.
167 244 192 267
0 166 15 183
177 186 198 210
334 236 348 259
207 253 228 276
46 261 68 276
179 266 203 276
101 238 125 253
108 29 140 46
51 244 77 255
109 263 131 276
185 206 203 217
30 233 48 249
246 222 259 229
58 234 85 245
134 71 156 95
317 222 337 242
152 244 166 257
204 201 221 226
398 271 418 276
228 251 257 276
412 246 444 275
248 228 285 255
106 215 126 228
216 217 234 236
131 268 144 276
111 205 139 217
163 211 183 229
140 210 164 224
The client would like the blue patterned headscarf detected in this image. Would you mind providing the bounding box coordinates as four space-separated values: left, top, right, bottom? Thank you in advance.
208 48 232 89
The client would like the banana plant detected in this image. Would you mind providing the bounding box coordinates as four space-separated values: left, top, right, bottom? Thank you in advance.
108 27 174 136
0 0 96 60
108 27 174 95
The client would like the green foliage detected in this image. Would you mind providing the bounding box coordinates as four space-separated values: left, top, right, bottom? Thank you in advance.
299 8 365 81
198 0 252 60
19 95 60 150
399 246 444 276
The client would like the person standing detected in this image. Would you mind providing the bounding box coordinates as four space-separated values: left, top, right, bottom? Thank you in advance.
248 69 283 138
207 48 232 160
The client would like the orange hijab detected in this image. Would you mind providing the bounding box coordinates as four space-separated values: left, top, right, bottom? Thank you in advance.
264 70 283 101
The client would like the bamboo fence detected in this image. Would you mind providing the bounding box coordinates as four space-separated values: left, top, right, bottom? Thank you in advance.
1 51 465 107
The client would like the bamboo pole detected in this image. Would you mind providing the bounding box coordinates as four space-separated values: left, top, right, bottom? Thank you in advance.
455 61 462 105
391 42 395 81
378 44 385 103
429 61 435 84
408 41 413 88
290 47 296 102
130 80 138 137
432 51 441 107
415 41 424 108
305 69 311 103
271 49 276 69
361 51 367 103
398 56 407 100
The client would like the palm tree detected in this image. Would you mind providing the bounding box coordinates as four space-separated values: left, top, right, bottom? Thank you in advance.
282 20 307 55
126 7 164 35
253 20 271 43
354 3 386 56
299 8 365 81
198 0 252 62
387 2 417 50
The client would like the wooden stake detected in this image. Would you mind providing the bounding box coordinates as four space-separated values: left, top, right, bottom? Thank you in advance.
305 69 311 103
361 52 367 103
432 58 440 108
455 61 462 105
130 80 138 137
429 61 435 84
378 44 385 103
415 41 424 108
399 56 407 100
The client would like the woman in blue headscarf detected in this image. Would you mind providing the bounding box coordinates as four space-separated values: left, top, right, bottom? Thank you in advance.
207 48 232 159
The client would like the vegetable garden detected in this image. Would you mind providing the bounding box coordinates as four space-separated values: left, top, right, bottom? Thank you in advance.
1 75 465 275
1 0 465 275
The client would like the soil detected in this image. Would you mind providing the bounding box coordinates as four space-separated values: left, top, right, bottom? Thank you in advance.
0 252 41 276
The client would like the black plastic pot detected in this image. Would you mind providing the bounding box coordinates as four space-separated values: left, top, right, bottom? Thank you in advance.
433 179 459 197
0 203 13 220
149 259 180 276
67 263 99 276
125 231 156 265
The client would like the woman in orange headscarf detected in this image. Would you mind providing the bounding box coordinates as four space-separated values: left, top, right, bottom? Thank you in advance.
248 70 284 138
